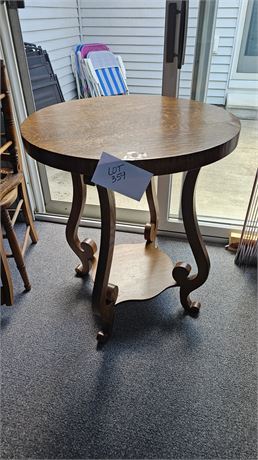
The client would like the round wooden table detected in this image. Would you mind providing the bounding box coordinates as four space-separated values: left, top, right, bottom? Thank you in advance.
21 95 241 342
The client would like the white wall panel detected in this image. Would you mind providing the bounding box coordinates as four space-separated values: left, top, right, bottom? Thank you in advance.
84 27 164 37
81 0 165 8
24 0 77 8
81 9 165 18
51 56 74 71
82 0 166 95
19 0 80 101
19 7 78 19
21 18 79 32
21 30 79 44
82 17 166 28
82 0 199 98
19 0 239 104
40 37 80 53
84 36 165 46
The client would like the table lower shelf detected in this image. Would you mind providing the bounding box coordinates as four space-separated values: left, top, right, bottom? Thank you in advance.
90 242 177 305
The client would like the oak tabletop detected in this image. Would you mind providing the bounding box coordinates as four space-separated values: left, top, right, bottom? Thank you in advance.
21 95 241 177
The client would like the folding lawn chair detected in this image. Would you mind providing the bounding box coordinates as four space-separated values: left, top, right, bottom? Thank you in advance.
71 44 129 98
83 50 129 97
71 43 110 98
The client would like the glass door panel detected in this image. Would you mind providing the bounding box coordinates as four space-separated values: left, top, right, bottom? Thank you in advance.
18 0 256 235
45 165 151 224
195 120 257 223
19 0 166 223
169 121 258 223
167 0 258 234
237 0 258 73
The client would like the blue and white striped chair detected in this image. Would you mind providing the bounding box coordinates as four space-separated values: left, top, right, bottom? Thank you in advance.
82 50 129 97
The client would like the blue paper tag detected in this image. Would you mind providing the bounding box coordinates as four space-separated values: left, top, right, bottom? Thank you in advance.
91 152 153 201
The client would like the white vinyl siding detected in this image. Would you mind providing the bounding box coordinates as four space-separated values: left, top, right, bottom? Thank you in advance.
206 0 240 105
18 0 241 104
81 0 199 98
19 0 80 101
80 0 165 95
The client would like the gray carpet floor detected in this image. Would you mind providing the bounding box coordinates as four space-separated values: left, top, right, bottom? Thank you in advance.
1 221 257 460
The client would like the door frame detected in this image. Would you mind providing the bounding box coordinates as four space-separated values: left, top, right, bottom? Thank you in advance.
0 1 45 214
3 0 244 240
230 0 258 82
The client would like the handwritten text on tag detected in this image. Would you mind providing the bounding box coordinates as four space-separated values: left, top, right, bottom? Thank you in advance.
91 152 153 201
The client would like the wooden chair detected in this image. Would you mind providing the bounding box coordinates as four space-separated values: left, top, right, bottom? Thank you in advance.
1 59 38 306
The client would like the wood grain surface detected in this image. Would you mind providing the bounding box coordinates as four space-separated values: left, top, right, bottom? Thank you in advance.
91 242 176 304
21 95 240 177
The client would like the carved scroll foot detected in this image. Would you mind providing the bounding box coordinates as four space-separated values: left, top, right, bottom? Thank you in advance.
173 262 201 316
144 178 159 243
75 238 97 276
66 173 97 276
174 169 210 314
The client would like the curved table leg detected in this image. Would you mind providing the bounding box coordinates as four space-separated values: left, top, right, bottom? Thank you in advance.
172 168 210 315
65 173 97 276
92 185 118 343
144 177 159 243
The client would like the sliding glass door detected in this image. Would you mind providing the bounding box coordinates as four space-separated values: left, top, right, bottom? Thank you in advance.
13 0 257 237
36 0 200 228
159 0 258 237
